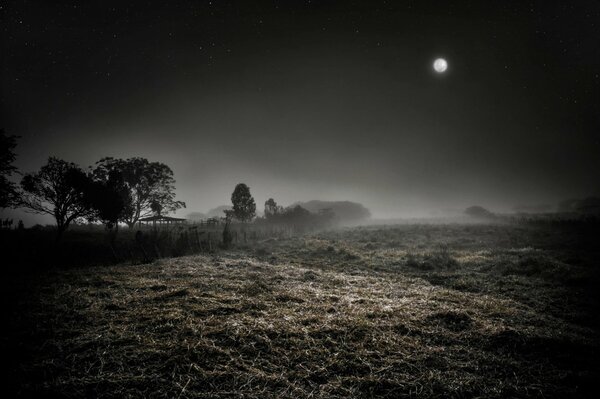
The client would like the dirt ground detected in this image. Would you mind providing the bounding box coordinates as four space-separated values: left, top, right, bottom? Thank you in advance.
4 223 599 398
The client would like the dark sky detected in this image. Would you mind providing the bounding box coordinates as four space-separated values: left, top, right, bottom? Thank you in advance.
2 0 599 223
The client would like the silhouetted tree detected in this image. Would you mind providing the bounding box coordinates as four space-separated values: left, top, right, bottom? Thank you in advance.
264 198 282 219
93 157 185 228
231 183 256 222
83 170 130 230
287 205 310 218
20 157 95 240
0 129 19 208
278 205 320 233
292 200 369 223
259 201 336 233
150 200 163 216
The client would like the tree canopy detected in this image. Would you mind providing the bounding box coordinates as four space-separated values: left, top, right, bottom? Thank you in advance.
82 170 131 229
264 198 283 219
231 183 256 222
93 157 185 227
20 157 95 237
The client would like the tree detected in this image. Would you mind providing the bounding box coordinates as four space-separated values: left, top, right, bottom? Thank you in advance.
231 183 256 222
20 157 95 239
76 170 130 259
93 157 185 228
264 198 282 219
292 200 370 223
0 129 19 208
284 205 311 221
150 200 163 216
83 170 131 230
279 205 314 233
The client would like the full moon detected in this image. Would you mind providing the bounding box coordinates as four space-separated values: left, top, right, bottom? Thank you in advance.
433 58 448 73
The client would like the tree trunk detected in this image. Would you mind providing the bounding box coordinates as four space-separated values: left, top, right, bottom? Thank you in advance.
55 223 67 244
107 225 119 262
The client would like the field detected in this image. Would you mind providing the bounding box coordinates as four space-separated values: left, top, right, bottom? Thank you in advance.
4 222 599 398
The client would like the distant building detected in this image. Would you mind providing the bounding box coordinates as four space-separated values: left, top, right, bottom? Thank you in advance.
138 215 187 228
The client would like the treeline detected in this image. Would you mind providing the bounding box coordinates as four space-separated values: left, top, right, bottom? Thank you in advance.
221 184 338 246
1 129 186 240
6 153 185 240
0 130 338 244
260 198 335 232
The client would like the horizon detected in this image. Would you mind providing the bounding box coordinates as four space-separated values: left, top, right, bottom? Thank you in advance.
2 3 599 397
2 1 599 225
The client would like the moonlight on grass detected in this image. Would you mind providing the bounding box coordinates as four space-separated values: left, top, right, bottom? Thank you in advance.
433 58 448 73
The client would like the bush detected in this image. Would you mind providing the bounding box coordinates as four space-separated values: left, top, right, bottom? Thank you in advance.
465 205 496 220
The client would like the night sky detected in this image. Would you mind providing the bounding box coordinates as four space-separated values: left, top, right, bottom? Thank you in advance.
2 0 599 223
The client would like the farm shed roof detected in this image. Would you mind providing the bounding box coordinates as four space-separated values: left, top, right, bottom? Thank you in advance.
138 216 187 222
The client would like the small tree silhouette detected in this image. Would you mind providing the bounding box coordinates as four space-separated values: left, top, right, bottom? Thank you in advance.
264 198 283 219
231 183 256 223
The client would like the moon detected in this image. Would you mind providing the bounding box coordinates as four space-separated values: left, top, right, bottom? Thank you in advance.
433 58 448 73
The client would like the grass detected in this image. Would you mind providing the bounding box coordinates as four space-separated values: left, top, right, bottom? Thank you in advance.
4 222 599 397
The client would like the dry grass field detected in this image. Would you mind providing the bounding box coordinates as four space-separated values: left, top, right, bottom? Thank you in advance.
4 223 599 398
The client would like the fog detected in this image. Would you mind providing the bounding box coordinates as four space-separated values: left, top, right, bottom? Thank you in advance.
2 2 598 225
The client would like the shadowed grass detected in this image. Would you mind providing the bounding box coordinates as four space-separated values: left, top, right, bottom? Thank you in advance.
4 223 600 398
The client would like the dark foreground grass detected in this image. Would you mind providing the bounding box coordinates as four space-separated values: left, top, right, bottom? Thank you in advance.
4 223 599 398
